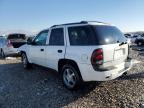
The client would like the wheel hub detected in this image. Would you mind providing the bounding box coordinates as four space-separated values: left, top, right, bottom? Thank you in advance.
63 68 76 88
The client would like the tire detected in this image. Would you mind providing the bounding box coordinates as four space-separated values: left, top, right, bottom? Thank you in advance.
1 49 5 59
21 53 31 69
61 64 82 90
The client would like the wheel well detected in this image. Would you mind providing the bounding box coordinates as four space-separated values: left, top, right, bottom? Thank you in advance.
20 51 31 63
58 59 83 79
20 51 26 55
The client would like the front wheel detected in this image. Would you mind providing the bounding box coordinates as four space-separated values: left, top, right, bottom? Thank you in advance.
61 64 82 90
21 53 31 69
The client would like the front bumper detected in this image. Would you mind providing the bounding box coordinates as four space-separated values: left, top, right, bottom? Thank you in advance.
78 58 132 82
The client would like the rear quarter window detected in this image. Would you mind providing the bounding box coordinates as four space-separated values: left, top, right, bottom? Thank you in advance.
68 26 98 45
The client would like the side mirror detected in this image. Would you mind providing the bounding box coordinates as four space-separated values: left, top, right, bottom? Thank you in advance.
27 37 33 45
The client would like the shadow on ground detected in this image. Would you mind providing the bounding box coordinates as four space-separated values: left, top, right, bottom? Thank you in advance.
118 71 144 80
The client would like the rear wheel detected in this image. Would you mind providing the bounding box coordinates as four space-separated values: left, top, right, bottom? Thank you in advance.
21 53 31 69
61 64 82 90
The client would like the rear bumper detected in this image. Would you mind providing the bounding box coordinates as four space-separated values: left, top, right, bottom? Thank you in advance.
5 48 20 57
78 58 132 82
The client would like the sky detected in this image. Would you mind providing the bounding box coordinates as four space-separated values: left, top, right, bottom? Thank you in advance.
0 0 144 35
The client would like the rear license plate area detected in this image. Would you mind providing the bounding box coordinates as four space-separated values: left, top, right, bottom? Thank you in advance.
114 48 125 59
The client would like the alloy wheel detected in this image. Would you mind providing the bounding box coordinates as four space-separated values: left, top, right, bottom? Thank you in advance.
63 68 77 88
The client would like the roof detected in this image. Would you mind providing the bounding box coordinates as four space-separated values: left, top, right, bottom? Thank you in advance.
51 21 110 27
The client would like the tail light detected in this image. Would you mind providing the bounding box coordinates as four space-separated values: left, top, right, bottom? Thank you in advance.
91 48 103 65
7 40 13 47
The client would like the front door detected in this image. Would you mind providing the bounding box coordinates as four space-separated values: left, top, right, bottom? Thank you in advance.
29 30 49 66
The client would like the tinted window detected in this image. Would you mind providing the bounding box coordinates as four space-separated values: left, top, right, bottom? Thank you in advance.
68 26 97 45
49 28 64 45
68 25 126 45
34 30 48 45
7 34 26 40
94 25 127 45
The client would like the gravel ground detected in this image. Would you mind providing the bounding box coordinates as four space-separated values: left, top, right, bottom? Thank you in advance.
0 46 144 108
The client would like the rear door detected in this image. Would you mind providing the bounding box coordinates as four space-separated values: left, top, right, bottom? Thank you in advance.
65 25 128 67
45 26 66 71
93 25 128 65
29 30 48 66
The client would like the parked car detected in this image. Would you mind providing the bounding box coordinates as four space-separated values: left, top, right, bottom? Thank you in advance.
131 35 141 43
135 35 144 46
124 33 131 38
0 36 4 38
0 33 27 58
27 36 35 42
18 21 132 90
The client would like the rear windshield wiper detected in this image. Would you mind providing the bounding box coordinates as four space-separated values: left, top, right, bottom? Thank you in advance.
119 42 127 46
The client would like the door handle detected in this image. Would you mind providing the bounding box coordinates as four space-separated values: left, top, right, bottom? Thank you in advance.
40 49 44 51
58 50 62 53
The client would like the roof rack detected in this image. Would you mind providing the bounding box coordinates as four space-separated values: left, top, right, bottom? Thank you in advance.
81 21 109 24
51 21 108 27
51 21 86 27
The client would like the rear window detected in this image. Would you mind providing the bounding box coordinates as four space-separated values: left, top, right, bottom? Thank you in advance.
68 26 97 45
94 25 126 45
7 34 26 40
49 28 64 46
68 25 126 45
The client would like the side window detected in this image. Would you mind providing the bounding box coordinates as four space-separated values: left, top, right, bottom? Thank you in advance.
68 26 95 45
49 28 64 45
34 30 48 45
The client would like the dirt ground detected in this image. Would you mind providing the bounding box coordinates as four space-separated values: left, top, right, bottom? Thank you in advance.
0 46 144 108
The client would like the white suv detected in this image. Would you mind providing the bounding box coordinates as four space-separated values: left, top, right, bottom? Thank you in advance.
18 21 132 90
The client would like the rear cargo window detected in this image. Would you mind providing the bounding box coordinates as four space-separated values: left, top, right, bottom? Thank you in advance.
68 25 126 45
94 25 127 45
7 34 26 40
